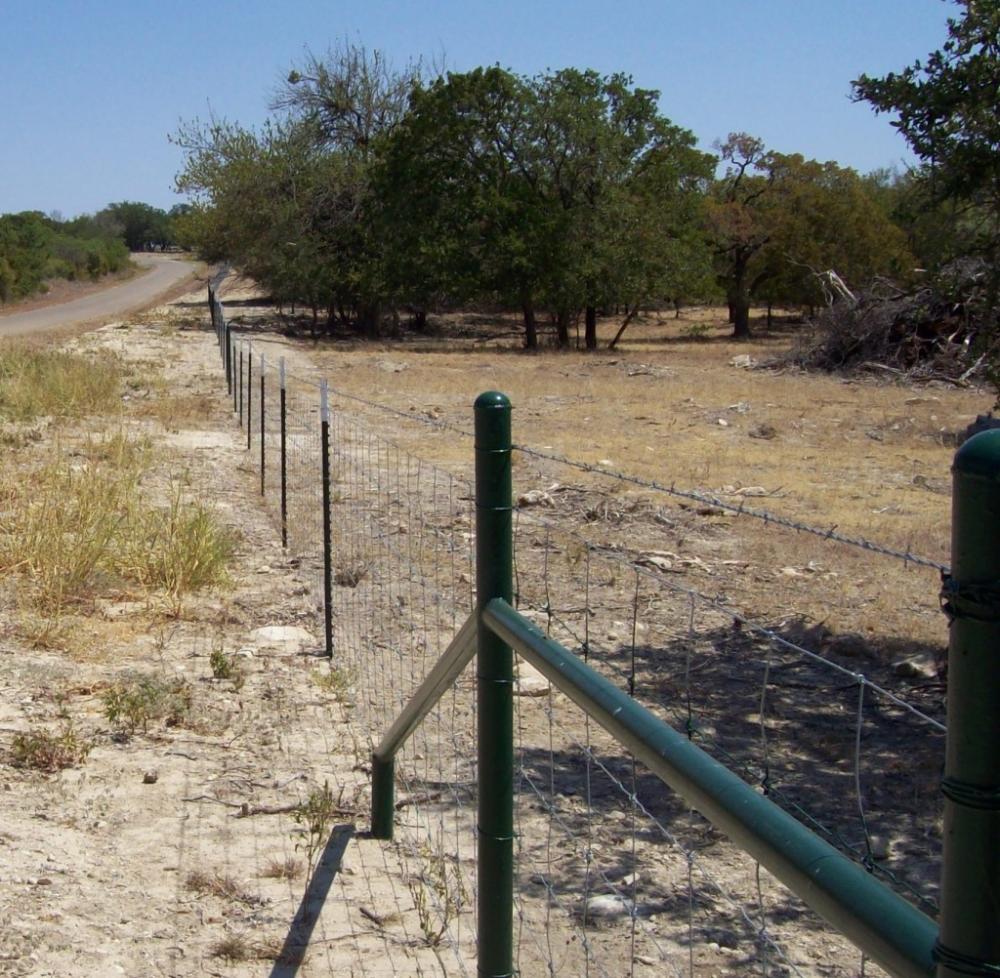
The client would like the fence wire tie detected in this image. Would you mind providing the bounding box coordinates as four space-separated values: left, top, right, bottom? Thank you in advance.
940 571 1000 623
932 940 1000 977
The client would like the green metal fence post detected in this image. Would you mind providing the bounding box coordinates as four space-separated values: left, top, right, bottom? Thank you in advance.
936 430 1000 978
474 391 513 978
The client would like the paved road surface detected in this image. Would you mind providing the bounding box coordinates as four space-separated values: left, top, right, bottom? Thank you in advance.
0 255 198 337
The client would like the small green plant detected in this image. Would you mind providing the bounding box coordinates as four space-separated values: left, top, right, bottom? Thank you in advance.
293 781 337 874
10 723 91 771
310 666 351 702
408 850 468 947
681 321 713 340
102 673 192 737
209 647 238 680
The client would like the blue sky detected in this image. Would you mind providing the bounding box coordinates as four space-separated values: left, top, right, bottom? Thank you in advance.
1 0 955 217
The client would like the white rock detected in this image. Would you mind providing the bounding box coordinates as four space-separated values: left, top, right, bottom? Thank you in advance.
250 625 315 650
584 893 634 919
515 662 550 697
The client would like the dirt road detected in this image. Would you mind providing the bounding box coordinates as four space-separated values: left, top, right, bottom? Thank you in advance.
0 254 198 337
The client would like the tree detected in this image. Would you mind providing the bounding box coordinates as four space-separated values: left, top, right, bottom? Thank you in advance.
853 0 1000 269
375 67 712 348
709 135 913 337
98 201 172 251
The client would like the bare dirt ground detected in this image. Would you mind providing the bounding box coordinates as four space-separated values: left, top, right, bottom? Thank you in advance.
0 280 977 977
0 287 460 977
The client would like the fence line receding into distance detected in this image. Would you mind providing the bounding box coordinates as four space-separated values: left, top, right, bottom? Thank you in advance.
205 273 998 978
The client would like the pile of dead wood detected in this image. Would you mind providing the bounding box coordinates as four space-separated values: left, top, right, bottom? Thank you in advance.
782 259 998 386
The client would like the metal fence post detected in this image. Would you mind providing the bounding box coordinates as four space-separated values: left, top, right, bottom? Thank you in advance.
259 352 266 496
936 430 1000 978
238 342 244 426
321 379 333 659
280 358 288 548
246 340 253 452
225 319 232 397
474 390 513 978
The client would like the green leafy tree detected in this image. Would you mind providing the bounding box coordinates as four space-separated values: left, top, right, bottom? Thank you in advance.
98 202 173 251
853 0 1000 269
376 66 712 348
709 135 913 336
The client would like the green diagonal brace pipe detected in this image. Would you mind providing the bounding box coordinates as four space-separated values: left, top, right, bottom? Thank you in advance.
481 597 938 978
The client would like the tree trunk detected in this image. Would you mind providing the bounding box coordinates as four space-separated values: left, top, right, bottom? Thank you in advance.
584 306 597 350
521 295 538 350
556 309 571 349
358 301 381 339
412 308 428 333
608 304 639 350
732 294 751 339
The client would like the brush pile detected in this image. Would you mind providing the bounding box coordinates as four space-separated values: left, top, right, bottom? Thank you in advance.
783 259 999 385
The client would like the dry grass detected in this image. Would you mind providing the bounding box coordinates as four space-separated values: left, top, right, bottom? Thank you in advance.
0 434 234 623
261 857 303 881
242 304 990 653
185 870 260 906
0 345 125 421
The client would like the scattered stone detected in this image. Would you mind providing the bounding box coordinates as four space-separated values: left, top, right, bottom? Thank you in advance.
517 489 554 508
142 771 158 785
583 893 634 921
729 354 756 368
748 422 778 440
515 662 550 697
893 654 938 680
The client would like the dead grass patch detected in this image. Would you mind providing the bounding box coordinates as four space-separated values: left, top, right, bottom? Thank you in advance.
0 345 125 421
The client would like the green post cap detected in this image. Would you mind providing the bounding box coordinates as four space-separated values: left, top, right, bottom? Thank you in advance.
474 390 511 410
953 429 1000 481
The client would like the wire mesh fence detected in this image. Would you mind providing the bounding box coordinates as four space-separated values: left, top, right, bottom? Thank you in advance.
207 280 947 977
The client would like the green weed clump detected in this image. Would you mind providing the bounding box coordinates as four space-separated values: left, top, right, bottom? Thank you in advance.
10 724 91 771
0 346 124 421
102 673 193 737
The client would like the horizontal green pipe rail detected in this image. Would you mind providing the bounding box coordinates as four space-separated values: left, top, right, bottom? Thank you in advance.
369 612 478 840
481 596 938 978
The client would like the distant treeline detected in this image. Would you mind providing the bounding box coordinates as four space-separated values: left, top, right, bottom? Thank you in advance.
173 43 982 347
0 202 189 305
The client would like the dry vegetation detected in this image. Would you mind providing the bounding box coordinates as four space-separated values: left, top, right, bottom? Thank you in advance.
240 297 988 660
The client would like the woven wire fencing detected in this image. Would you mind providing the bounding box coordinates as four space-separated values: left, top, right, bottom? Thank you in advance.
210 286 944 977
